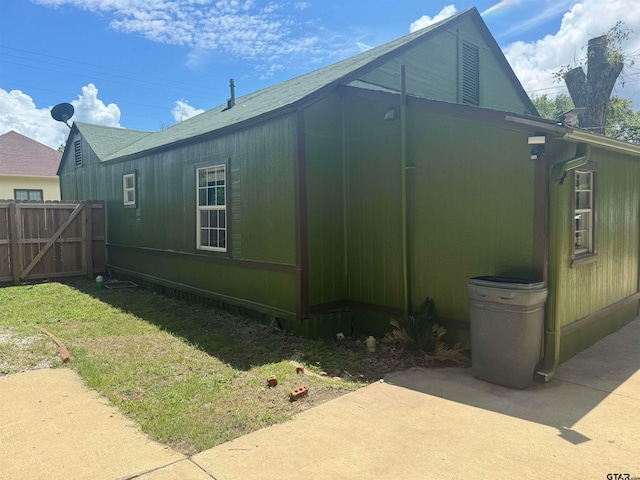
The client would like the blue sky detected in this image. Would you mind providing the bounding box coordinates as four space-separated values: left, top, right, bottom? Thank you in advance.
1 0 640 149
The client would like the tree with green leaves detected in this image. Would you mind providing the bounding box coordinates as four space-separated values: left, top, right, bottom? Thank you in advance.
532 93 640 144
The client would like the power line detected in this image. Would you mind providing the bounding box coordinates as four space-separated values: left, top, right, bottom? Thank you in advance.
0 58 221 105
0 46 228 96
0 81 174 112
527 75 640 96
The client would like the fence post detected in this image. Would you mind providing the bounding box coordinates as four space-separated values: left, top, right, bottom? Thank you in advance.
8 202 21 285
83 202 93 279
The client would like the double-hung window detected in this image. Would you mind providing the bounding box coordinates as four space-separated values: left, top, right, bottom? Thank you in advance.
197 163 227 252
574 169 595 258
123 172 136 207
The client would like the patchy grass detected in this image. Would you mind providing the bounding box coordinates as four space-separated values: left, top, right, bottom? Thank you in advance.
0 280 369 454
0 326 62 375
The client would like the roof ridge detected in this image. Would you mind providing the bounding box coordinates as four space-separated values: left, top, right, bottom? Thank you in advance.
104 8 476 160
74 121 151 134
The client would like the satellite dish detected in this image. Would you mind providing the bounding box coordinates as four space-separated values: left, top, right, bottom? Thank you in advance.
51 103 75 128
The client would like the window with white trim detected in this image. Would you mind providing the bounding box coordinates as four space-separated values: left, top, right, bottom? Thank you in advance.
574 170 594 256
197 164 227 252
123 172 136 206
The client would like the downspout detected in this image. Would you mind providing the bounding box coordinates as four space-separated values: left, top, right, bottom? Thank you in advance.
400 65 410 316
342 96 349 297
536 142 591 382
557 143 591 186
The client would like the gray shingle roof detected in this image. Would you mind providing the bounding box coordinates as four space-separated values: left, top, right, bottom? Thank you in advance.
74 122 151 159
104 8 473 160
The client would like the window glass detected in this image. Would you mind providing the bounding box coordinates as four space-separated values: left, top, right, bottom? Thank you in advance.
15 189 43 201
197 164 227 252
123 173 136 206
574 170 594 256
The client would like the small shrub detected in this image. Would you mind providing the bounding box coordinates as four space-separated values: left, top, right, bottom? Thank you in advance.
384 298 470 364
385 297 437 353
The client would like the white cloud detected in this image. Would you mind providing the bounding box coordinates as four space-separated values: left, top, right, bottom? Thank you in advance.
357 42 373 52
0 84 121 149
35 0 325 68
503 0 640 105
0 89 68 149
481 0 521 16
71 83 121 126
499 0 575 37
172 99 205 122
410 5 457 33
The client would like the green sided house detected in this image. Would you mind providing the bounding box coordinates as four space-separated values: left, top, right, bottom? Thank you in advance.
58 7 640 381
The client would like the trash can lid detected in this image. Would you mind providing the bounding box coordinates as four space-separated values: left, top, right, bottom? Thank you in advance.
468 276 545 290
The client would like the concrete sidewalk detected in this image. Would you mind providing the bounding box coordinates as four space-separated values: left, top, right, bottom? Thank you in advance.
1 317 639 480
193 316 640 480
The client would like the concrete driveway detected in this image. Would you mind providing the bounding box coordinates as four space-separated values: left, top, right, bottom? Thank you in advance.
1 317 639 480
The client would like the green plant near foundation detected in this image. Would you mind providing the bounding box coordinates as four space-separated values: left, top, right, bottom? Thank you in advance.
385 297 438 352
385 298 470 364
424 324 470 366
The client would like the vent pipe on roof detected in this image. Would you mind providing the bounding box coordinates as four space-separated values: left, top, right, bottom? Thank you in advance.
227 79 236 109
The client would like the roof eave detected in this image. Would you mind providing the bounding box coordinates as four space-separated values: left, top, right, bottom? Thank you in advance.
56 123 79 176
504 115 640 157
104 103 302 163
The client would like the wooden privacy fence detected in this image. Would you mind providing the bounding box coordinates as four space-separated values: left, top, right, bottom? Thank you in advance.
0 201 105 285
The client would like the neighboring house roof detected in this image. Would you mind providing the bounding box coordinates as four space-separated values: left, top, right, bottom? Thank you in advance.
0 130 62 177
97 7 536 161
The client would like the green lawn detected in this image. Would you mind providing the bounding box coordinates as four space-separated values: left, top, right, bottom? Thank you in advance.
0 279 368 454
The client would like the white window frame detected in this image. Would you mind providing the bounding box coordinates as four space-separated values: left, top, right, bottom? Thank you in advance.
573 169 595 257
123 172 136 207
196 163 227 252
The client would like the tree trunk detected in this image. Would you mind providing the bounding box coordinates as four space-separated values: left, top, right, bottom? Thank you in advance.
564 35 624 135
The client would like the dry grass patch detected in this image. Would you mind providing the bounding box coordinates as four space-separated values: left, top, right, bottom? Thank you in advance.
0 327 62 375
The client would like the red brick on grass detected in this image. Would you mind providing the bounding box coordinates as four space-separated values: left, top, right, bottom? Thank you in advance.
267 375 278 387
290 386 308 402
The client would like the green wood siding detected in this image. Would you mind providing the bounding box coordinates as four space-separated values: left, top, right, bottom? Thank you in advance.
357 17 529 114
305 95 346 305
59 133 100 201
304 95 536 325
60 116 298 319
108 248 296 318
408 112 536 321
549 144 640 330
344 97 404 309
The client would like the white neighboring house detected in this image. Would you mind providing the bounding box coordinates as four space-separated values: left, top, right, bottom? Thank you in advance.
0 130 62 201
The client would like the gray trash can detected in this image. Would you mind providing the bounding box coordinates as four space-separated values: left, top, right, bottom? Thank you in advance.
467 276 548 389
